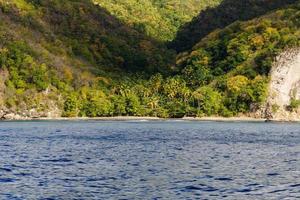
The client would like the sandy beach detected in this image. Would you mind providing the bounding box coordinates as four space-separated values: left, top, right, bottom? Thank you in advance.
0 116 268 122
2 115 299 122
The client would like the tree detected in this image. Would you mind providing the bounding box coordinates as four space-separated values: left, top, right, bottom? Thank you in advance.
227 75 249 94
63 93 79 117
126 93 142 116
112 95 127 116
193 86 223 116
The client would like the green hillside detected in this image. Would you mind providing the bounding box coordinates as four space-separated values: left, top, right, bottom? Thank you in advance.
175 2 300 116
1 0 175 72
0 0 299 119
95 0 221 41
0 0 174 117
171 0 298 52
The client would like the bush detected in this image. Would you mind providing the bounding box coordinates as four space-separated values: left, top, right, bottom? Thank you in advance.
63 94 79 117
288 98 300 111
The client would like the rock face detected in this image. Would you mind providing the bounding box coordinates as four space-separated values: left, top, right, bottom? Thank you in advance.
266 48 300 120
0 102 62 120
0 108 62 120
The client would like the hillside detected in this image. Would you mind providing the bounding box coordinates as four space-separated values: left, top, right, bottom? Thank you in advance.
0 0 174 118
171 0 298 52
0 0 299 120
175 1 300 117
95 0 221 41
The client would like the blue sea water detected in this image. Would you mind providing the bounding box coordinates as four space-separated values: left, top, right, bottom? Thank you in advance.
0 120 299 199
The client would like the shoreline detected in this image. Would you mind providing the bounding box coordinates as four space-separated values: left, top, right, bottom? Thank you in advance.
1 116 298 122
182 117 267 122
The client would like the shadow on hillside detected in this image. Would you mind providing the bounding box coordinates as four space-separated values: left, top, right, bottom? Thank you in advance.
40 0 175 73
4 0 174 74
170 0 298 52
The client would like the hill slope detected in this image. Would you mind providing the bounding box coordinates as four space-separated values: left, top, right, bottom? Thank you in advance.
1 0 174 72
0 0 299 119
171 0 298 52
175 1 300 117
0 0 174 118
95 0 221 41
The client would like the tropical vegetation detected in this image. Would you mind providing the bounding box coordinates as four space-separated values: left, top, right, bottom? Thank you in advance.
95 0 221 41
0 0 299 118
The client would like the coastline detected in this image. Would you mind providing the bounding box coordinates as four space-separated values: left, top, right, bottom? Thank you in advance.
0 116 161 121
0 115 278 122
1 115 299 122
182 117 267 122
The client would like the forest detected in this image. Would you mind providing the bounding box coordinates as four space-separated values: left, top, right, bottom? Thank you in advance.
171 0 298 52
0 0 299 118
95 0 221 41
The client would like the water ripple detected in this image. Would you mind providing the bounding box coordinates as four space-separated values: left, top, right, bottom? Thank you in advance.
0 121 299 199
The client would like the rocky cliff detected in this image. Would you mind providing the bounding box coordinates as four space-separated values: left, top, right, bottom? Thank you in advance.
266 48 300 120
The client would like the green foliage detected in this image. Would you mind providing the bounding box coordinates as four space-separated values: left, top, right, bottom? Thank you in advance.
288 98 300 111
125 93 142 116
171 0 298 52
80 98 113 117
78 89 113 117
63 94 79 117
1 0 174 74
175 3 299 115
0 0 299 119
0 42 51 92
193 86 223 116
95 0 221 41
272 104 280 113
